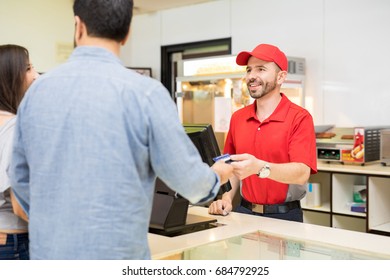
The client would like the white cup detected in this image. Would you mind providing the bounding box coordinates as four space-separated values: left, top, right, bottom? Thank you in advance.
306 183 321 207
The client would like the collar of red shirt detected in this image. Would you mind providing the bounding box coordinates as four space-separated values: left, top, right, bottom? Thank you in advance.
245 92 290 123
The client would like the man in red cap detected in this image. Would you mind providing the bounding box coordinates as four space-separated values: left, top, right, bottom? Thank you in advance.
208 43 317 222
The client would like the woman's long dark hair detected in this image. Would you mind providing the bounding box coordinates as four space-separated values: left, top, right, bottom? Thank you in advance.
0 44 30 114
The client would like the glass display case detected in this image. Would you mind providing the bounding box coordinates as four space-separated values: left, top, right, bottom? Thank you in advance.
178 231 390 260
150 206 390 260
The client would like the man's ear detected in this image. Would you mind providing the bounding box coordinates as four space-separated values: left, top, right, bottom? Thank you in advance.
277 70 287 85
74 16 85 45
120 28 131 46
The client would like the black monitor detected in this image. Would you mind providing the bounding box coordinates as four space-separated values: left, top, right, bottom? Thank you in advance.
154 123 231 197
183 123 232 194
149 123 231 235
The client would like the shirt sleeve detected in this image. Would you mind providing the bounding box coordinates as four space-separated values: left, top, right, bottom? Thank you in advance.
8 113 31 216
144 83 220 204
289 110 318 174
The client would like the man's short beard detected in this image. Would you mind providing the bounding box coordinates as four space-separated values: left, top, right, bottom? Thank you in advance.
249 77 277 99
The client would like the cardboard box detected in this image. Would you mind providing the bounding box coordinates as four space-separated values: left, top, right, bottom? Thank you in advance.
349 202 366 213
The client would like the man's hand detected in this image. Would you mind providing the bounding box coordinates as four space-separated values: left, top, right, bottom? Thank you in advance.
230 153 263 180
208 198 233 216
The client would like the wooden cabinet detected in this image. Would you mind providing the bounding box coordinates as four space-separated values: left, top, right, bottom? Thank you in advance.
368 177 390 234
302 161 390 236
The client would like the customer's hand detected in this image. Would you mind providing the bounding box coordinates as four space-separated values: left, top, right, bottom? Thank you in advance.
208 198 232 216
211 160 234 185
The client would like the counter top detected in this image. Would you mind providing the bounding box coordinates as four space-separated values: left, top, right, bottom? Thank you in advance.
148 206 390 260
317 161 390 176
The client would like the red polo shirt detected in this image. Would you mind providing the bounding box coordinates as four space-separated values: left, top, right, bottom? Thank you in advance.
224 93 317 204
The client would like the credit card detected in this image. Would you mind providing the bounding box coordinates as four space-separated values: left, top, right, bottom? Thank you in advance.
213 153 234 163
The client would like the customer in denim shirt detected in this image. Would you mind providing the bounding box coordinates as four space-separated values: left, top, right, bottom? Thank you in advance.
9 0 233 260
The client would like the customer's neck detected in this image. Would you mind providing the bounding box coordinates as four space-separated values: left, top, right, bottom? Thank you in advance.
77 37 121 57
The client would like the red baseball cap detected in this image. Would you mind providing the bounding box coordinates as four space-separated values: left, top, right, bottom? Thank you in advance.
236 44 288 71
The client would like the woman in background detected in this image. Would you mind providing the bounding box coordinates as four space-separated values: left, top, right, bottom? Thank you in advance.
0 44 39 259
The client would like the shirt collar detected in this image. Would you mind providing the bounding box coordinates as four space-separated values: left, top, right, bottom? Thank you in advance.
70 46 123 65
246 93 291 123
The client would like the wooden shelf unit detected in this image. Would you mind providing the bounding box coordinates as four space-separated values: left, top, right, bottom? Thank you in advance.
302 161 390 236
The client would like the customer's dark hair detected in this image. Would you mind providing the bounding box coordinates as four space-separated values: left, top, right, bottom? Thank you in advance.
73 0 133 42
0 44 30 114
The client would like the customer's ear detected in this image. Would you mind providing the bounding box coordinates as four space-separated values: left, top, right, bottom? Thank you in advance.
74 16 86 46
121 28 131 46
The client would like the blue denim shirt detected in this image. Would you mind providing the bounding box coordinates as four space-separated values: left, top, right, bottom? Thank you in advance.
9 46 220 259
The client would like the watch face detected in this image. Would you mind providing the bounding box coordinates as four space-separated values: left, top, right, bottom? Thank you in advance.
259 165 270 178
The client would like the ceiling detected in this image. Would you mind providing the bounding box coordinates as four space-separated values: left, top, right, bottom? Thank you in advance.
133 0 218 15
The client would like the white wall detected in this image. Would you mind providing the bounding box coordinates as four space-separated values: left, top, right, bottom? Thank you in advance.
0 0 74 72
127 0 390 127
230 0 323 125
120 12 161 77
1 0 389 127
323 0 390 126
122 0 231 82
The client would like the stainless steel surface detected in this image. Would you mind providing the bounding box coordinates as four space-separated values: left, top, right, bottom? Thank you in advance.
316 126 390 164
314 124 334 133
316 127 354 147
380 129 390 166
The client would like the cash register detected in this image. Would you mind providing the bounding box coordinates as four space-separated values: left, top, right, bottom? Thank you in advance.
149 124 230 236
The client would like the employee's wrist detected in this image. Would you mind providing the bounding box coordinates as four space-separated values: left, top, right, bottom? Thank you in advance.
255 159 265 175
256 160 271 179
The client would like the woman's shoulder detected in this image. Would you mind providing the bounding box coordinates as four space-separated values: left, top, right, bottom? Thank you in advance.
0 116 16 134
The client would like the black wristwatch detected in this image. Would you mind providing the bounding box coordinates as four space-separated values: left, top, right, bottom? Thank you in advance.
258 163 271 178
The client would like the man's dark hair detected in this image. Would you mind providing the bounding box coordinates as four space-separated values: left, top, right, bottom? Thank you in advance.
73 0 133 42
